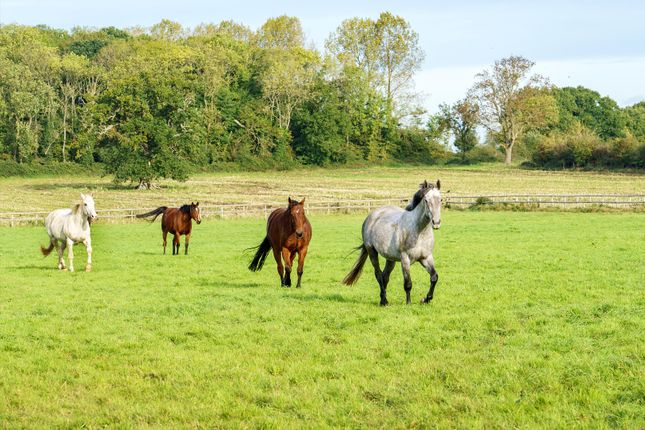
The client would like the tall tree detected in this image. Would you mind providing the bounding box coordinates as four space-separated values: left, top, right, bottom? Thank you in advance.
255 16 304 49
468 56 558 164
326 12 424 120
258 47 318 131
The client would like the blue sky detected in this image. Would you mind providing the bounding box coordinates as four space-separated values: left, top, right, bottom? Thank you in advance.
1 0 643 112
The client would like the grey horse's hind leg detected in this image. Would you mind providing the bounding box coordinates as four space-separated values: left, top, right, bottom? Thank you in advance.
367 248 387 306
382 259 395 292
400 253 412 304
420 257 438 303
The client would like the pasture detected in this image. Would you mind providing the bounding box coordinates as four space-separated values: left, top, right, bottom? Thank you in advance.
1 211 643 428
1 164 644 212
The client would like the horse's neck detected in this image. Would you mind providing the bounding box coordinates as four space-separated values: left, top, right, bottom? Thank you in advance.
69 206 89 230
404 201 431 232
274 208 295 236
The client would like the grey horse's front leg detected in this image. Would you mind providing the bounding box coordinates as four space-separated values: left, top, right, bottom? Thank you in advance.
400 253 412 304
420 256 438 303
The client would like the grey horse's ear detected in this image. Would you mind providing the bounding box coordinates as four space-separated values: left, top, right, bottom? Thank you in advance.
436 180 441 190
80 193 86 200
420 180 428 188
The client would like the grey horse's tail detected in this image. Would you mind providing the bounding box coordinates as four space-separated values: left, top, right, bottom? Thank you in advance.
136 206 168 222
248 236 271 272
40 240 55 257
343 244 368 286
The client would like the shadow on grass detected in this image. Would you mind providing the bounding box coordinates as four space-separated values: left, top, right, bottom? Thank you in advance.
282 292 366 305
197 279 266 289
12 263 55 272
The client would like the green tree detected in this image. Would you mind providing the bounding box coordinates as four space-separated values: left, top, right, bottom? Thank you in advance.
150 19 184 41
438 100 480 161
326 12 424 120
96 42 203 188
258 47 319 130
468 56 558 164
255 16 304 49
623 101 645 141
552 86 627 139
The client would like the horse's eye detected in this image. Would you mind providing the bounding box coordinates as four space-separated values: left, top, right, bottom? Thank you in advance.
84 203 87 206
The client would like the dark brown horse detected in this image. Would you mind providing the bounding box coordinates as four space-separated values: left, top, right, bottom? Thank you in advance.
137 202 202 255
248 197 312 288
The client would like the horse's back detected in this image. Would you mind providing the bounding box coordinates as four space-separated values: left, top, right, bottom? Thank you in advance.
362 206 407 259
45 208 72 238
267 207 287 226
363 206 404 234
162 207 190 235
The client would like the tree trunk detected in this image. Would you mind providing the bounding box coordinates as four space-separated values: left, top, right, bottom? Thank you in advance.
504 143 513 164
137 179 150 190
62 101 68 163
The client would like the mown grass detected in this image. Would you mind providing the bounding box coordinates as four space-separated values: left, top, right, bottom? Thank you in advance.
1 164 643 212
0 211 643 428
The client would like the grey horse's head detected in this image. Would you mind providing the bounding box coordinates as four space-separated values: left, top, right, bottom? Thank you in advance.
406 180 442 229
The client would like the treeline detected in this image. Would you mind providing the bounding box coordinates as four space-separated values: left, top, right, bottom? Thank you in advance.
0 17 643 186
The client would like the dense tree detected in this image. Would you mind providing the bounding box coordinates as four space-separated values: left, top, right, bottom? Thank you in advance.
551 86 627 139
95 42 204 188
623 101 645 141
469 56 559 164
438 100 480 160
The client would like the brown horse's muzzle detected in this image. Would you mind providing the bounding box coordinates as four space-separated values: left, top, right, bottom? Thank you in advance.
296 230 304 238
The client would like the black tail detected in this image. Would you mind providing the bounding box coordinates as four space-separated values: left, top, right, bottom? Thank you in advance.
248 237 271 272
342 244 368 285
40 240 55 257
136 206 168 222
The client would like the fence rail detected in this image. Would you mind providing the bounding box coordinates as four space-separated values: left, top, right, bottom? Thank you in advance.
1 194 644 226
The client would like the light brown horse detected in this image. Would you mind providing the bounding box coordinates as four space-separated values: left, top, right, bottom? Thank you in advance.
248 197 312 288
137 202 202 255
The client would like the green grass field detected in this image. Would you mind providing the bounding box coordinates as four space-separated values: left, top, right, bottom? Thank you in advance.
1 211 643 428
1 164 644 212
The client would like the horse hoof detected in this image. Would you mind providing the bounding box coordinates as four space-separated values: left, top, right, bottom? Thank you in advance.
420 297 432 304
379 301 388 306
85 265 92 272
62 268 68 272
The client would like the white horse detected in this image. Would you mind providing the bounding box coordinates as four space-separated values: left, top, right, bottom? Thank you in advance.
343 180 442 305
41 194 98 272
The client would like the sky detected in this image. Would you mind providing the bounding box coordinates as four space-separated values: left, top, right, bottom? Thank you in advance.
1 0 643 113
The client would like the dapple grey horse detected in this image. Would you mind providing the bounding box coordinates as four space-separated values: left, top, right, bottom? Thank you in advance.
343 180 442 305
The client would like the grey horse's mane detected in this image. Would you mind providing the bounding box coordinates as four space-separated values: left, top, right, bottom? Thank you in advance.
405 181 434 211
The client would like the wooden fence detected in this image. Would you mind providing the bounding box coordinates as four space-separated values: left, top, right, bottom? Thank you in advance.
1 194 643 226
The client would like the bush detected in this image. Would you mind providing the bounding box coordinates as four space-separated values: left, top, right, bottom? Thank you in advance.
530 122 643 169
0 160 104 177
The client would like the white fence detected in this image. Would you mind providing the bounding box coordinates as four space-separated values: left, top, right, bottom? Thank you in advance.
1 194 643 226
